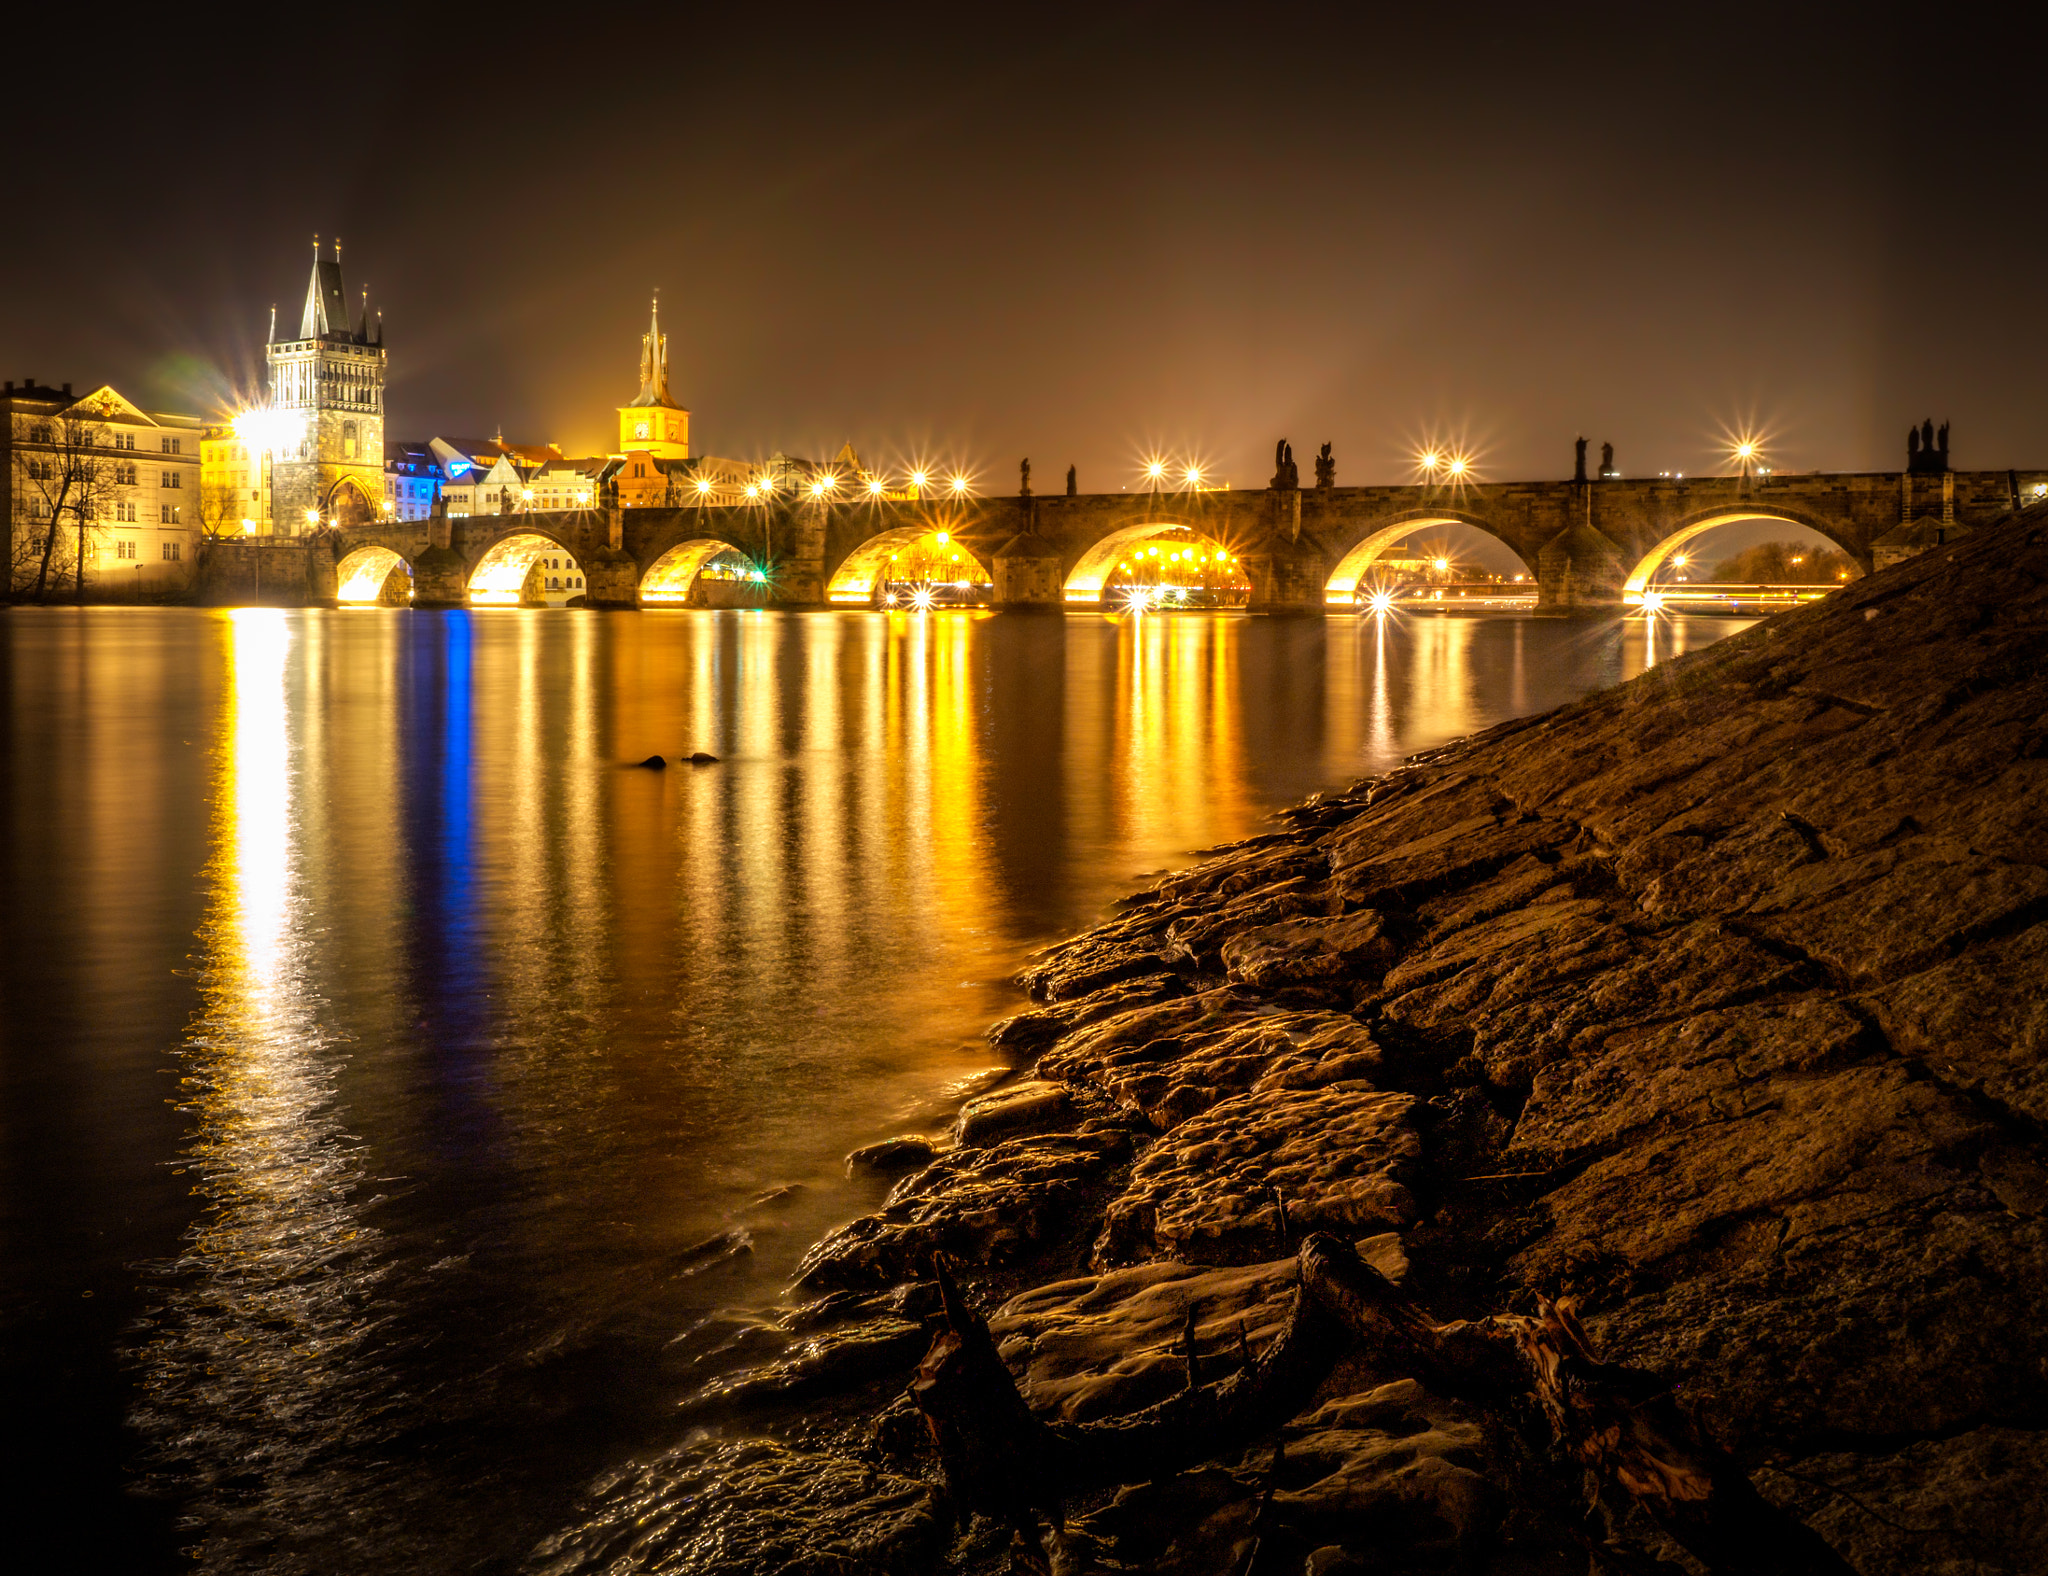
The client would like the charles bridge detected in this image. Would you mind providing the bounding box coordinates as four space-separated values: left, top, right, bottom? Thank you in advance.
200 435 2044 614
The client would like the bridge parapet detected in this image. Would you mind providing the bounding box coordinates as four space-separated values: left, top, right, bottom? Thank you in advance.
310 465 2043 614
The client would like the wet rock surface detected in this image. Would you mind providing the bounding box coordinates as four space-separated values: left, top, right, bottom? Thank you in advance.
540 512 2048 1573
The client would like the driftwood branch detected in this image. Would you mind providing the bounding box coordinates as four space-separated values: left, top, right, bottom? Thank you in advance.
912 1235 1857 1575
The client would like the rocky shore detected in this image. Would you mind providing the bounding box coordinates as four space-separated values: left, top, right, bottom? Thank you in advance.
534 507 2048 1576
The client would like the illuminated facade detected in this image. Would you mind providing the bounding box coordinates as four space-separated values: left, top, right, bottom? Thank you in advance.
201 424 273 533
4 378 204 595
266 240 386 531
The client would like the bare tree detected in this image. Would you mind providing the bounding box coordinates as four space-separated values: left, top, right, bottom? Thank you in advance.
12 410 129 602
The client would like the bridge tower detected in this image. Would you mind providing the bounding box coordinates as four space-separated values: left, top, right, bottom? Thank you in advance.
266 238 387 532
616 294 690 460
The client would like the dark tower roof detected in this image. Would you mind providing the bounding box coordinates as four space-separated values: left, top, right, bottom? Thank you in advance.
287 239 374 344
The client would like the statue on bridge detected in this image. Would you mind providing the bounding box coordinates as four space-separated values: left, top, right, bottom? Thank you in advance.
1574 436 1589 484
1066 464 1076 497
1314 442 1335 489
1599 441 1617 479
1908 418 1952 474
1019 457 1031 497
1272 439 1299 491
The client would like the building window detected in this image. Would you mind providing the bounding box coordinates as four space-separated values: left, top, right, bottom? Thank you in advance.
162 541 181 561
116 540 136 560
28 422 51 443
161 504 172 523
162 471 181 488
343 421 358 459
161 436 180 453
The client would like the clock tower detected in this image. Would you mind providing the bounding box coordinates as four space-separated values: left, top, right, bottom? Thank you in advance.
616 294 690 460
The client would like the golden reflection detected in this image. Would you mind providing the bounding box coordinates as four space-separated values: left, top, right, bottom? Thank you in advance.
140 609 389 1555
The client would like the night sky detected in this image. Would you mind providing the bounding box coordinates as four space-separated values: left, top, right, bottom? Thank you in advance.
8 3 2043 489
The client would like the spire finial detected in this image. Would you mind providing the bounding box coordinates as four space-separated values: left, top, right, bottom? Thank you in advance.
313 233 320 257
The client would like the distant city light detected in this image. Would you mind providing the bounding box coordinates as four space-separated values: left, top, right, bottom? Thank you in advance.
1419 450 1442 475
1447 457 1467 478
1183 466 1202 486
696 477 714 495
911 586 935 611
909 469 929 491
1433 557 1450 572
867 477 887 496
1673 552 1689 567
948 473 969 495
1642 590 1667 613
743 482 761 499
1367 590 1396 615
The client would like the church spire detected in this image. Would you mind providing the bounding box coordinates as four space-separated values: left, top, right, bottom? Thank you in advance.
632 291 673 407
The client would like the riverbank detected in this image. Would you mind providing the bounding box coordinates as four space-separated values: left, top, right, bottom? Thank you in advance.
533 507 2047 1576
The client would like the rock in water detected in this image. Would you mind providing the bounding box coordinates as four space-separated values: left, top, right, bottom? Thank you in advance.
633 754 666 769
687 751 718 764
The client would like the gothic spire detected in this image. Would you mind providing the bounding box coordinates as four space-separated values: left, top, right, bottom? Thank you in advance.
631 291 674 407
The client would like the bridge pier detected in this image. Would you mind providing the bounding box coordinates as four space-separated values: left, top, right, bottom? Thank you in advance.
411 545 472 608
993 530 1065 608
582 547 643 609
1535 513 1626 615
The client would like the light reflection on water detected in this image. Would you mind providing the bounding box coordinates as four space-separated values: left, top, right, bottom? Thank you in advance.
1 605 1744 1572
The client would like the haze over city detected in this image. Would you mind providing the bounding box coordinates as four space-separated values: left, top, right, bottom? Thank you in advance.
8 3 2044 485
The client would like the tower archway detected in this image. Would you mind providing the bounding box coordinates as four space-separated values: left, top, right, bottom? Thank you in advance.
327 477 378 527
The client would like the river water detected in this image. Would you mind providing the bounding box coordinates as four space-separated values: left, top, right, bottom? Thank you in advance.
0 605 1745 1571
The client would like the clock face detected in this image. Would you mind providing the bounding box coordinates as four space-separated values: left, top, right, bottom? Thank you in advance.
635 423 650 440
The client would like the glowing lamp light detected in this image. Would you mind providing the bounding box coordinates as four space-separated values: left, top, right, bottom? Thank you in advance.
1447 457 1467 478
521 489 534 501
909 469 930 491
818 472 839 491
935 530 950 546
1673 552 1689 567
911 586 935 612
810 480 828 497
1433 557 1451 573
696 477 714 495
867 478 887 496
304 507 319 523
1420 450 1442 474
1146 461 1166 481
1184 466 1202 486
948 474 969 495
743 482 761 499
1642 590 1667 613
1368 590 1396 615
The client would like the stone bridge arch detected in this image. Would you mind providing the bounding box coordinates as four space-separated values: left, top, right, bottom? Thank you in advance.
1321 509 1532 604
335 544 414 603
467 528 588 603
1623 504 1866 599
641 537 760 603
1060 516 1251 604
825 521 995 604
